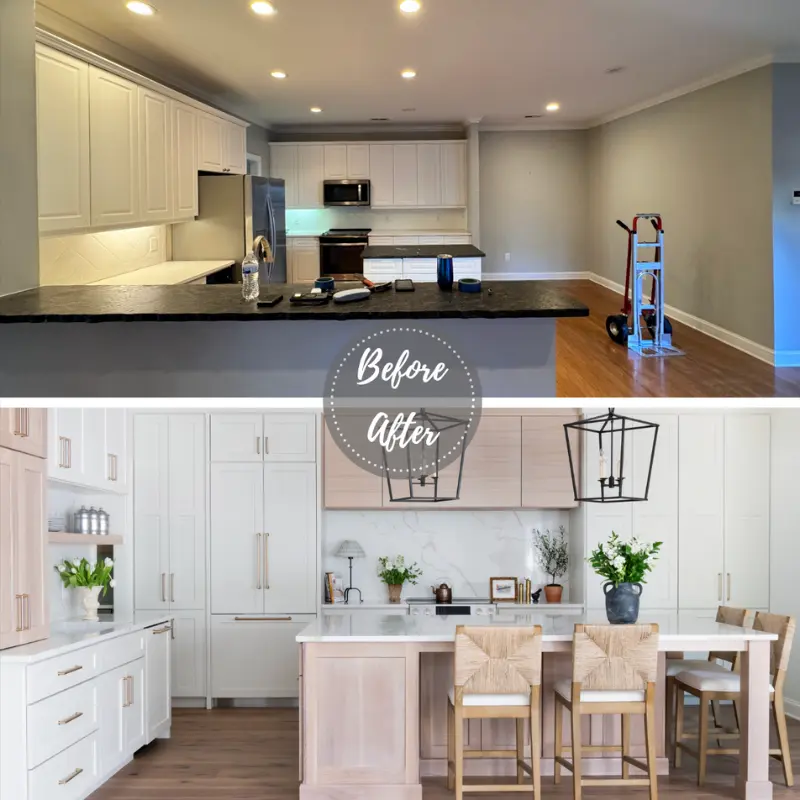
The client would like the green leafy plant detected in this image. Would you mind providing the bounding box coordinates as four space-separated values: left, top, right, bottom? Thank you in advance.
533 526 569 586
587 532 662 586
378 555 422 586
55 557 115 596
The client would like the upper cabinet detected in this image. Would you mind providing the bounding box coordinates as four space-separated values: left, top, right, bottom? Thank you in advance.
270 141 467 210
35 45 91 233
521 414 579 509
0 409 48 459
35 40 248 235
210 413 316 463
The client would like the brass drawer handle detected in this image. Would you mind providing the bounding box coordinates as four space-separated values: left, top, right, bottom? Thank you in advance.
264 532 270 590
58 767 83 785
170 573 175 603
234 616 292 622
24 594 30 630
14 409 22 436
151 626 171 634
57 665 83 677
15 595 23 632
256 533 262 590
58 711 84 726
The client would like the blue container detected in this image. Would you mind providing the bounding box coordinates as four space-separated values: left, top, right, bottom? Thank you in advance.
437 255 454 291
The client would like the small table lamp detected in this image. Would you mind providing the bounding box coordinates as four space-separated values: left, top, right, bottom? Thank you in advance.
335 540 366 604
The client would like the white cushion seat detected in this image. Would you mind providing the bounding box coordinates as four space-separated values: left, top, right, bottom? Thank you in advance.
675 669 775 694
554 679 644 703
448 688 530 707
666 659 731 678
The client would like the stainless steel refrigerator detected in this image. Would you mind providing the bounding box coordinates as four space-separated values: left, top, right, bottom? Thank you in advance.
172 175 286 283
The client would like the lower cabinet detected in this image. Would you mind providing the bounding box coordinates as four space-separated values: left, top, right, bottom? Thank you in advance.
171 611 207 698
363 256 482 283
210 614 316 699
98 658 146 777
145 622 172 739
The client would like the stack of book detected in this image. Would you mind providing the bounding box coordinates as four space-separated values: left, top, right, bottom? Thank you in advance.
324 572 346 604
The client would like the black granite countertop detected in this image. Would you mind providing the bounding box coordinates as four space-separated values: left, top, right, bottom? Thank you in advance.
0 281 588 322
362 244 485 259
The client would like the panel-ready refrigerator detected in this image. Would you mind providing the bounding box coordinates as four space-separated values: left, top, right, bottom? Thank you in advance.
172 175 286 283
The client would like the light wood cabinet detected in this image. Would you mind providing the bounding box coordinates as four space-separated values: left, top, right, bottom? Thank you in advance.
35 45 91 233
172 101 199 218
270 145 298 207
323 416 384 509
441 141 468 207
0 449 15 649
145 623 172 740
138 87 173 222
522 415 579 508
297 145 324 208
323 144 348 179
416 143 442 207
369 144 395 207
89 66 140 227
392 144 419 206
0 408 47 459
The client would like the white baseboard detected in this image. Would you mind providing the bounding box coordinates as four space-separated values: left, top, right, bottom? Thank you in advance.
774 351 800 368
785 696 800 721
588 273 776 365
484 271 591 281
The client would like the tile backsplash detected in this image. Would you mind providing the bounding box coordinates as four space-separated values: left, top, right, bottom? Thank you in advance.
322 509 571 603
39 225 169 285
286 208 468 235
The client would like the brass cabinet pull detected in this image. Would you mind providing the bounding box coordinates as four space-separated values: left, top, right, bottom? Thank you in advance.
717 573 722 602
129 674 134 705
13 409 22 436
65 437 72 468
24 594 30 630
256 533 262 590
58 436 67 468
264 533 270 590
58 665 83 677
121 676 130 708
15 595 23 632
234 616 292 621
58 767 83 785
727 573 732 602
170 573 175 603
108 453 118 481
256 436 260 455
161 573 166 603
151 626 171 635
58 711 84 726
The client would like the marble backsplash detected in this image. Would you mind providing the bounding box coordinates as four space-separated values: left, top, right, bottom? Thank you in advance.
322 510 572 603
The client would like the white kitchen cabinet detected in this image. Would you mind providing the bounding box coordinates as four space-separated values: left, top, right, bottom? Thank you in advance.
144 622 172 740
210 413 263 462
197 112 225 172
362 258 403 281
369 144 394 207
297 145 324 208
98 664 129 778
263 414 316 462
270 145 298 207
347 144 371 179
417 143 443 207
418 235 445 245
226 122 247 174
402 258 437 281
210 614 315 698
105 408 127 491
393 235 420 245
48 408 85 484
172 101 198 218
211 412 316 464
89 66 139 227
35 45 91 233
393 144 419 206
290 239 321 283
170 610 207 698
138 87 173 222
323 144 348 179
124 658 147 753
441 141 468 207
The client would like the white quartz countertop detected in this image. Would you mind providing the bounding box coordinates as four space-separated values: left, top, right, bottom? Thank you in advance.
89 260 235 286
0 615 171 663
297 611 778 645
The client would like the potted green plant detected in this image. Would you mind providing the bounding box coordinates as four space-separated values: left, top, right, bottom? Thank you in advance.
55 557 115 621
533 526 569 603
587 532 662 624
378 555 422 604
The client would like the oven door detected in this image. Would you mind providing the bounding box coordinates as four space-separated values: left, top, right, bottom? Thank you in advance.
323 181 371 207
319 239 367 278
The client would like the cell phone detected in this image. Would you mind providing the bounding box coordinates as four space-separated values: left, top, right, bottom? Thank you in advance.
256 294 283 307
395 279 415 292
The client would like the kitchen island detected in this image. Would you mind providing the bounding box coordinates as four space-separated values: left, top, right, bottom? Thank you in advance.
297 612 777 800
0 281 587 397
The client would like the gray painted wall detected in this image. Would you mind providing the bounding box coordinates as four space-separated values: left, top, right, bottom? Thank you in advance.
0 0 40 297
479 131 589 276
587 68 775 350
772 64 800 360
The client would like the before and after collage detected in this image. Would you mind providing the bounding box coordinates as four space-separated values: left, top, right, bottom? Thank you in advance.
1 2 799 800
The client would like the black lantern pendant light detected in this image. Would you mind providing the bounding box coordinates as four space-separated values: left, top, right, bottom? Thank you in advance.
564 409 659 503
384 408 469 503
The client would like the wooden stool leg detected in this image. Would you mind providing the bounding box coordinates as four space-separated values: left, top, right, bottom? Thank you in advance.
554 700 563 785
530 686 542 800
516 718 525 784
621 713 631 779
447 700 455 792
773 694 795 787
665 676 675 763
571 702 583 800
674 687 685 769
645 687 659 800
454 703 464 800
698 695 709 787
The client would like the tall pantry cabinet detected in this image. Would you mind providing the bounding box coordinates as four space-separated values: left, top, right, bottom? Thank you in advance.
209 413 318 700
0 409 48 651
133 414 207 699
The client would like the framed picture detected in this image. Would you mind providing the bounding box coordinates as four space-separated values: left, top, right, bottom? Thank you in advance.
489 577 518 603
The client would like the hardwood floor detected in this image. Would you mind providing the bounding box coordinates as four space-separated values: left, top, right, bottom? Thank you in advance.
90 707 800 799
553 281 800 397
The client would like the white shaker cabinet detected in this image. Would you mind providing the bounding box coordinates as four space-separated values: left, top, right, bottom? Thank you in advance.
89 66 140 227
323 144 348 179
297 145 325 208
369 144 394 207
392 144 419 206
35 45 91 233
347 144 371 178
211 413 316 462
290 238 321 283
210 414 264 462
270 145 298 207
226 122 247 175
48 408 85 484
263 414 316 462
441 141 468 207
416 143 442 207
145 623 172 740
172 101 199 218
138 87 173 222
170 611 207 698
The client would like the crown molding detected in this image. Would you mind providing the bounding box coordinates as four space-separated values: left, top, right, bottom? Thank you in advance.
269 122 467 138
477 122 589 132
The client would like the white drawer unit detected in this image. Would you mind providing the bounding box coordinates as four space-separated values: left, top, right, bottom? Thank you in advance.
418 235 445 245
27 646 100 705
363 259 403 281
98 631 145 673
402 258 438 279
392 236 419 245
28 733 99 800
368 236 395 246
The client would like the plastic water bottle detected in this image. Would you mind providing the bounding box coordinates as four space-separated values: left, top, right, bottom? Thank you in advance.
241 251 260 302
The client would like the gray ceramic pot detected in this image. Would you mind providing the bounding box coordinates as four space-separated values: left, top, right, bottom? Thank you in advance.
603 582 642 624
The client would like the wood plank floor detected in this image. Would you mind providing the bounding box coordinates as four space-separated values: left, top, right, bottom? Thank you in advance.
89 707 800 799
553 281 800 397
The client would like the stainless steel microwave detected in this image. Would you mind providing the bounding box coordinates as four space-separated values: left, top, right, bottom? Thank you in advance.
323 180 371 207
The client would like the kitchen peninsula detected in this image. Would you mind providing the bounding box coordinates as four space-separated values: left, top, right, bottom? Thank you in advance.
0 281 588 397
362 243 486 284
297 612 777 800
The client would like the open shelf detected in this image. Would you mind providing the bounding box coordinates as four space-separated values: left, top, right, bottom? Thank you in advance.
48 532 123 546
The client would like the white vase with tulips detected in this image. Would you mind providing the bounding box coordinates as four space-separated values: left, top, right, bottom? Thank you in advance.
56 557 116 621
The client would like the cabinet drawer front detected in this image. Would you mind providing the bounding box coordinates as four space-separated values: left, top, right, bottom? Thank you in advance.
27 646 99 704
402 258 437 277
292 238 319 251
28 732 98 800
454 258 482 272
368 236 394 246
392 236 419 245
99 631 146 673
363 259 402 279
417 236 445 245
27 681 98 769
445 235 471 245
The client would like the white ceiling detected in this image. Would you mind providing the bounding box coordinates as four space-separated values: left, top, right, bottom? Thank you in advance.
37 0 800 129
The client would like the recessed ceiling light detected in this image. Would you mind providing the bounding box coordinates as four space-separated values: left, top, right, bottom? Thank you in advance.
126 1 155 15
270 71 287 79
545 102 561 112
250 1 276 15
310 107 322 114
399 0 421 12
401 69 417 80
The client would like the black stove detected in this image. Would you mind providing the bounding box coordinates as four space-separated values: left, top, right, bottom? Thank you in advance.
318 229 372 280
